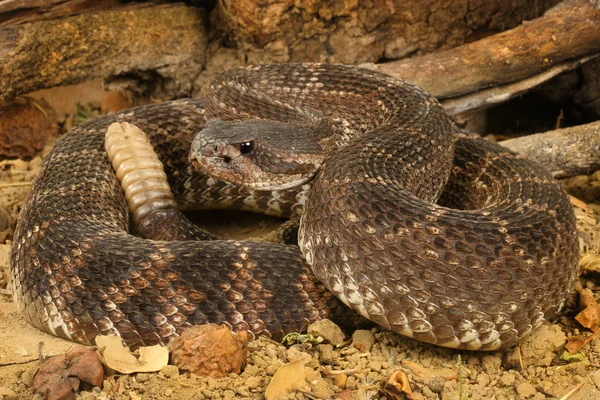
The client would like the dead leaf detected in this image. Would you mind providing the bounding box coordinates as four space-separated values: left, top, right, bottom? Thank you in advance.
96 335 168 374
168 324 249 378
334 389 354 400
383 370 415 399
265 359 308 400
566 329 600 354
33 346 104 400
401 359 458 383
575 287 600 331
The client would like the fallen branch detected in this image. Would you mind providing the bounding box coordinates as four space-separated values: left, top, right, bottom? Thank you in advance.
378 0 600 100
500 121 600 178
441 54 600 115
0 182 33 189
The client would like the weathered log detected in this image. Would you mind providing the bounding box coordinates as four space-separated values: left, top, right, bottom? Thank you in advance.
0 0 215 27
1 0 597 114
378 0 600 100
0 3 208 100
501 121 600 179
215 0 561 65
1 0 127 27
441 54 599 115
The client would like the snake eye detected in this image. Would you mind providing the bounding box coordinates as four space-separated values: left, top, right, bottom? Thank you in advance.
239 141 254 154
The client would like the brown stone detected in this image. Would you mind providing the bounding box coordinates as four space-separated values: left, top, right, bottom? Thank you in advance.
0 98 56 160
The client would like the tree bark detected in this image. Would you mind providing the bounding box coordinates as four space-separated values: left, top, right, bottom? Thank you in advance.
214 0 561 65
378 0 600 100
440 55 599 115
500 121 600 179
0 3 208 100
0 0 597 113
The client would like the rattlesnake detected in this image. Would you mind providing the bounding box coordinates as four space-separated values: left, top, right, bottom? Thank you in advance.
11 63 579 350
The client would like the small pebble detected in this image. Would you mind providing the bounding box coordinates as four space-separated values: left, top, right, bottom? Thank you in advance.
308 319 345 345
352 330 375 352
223 389 236 400
334 373 347 389
591 370 600 390
317 344 336 363
428 376 446 393
21 367 35 387
0 387 17 400
499 372 516 387
161 365 180 378
245 376 261 389
515 381 537 398
136 373 150 383
367 360 382 372
28 156 43 171
103 379 113 392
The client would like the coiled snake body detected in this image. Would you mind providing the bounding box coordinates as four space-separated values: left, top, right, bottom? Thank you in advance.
11 64 579 350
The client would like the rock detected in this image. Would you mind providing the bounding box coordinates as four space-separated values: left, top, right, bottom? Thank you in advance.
21 367 36 387
334 373 347 390
352 330 375 352
78 393 95 400
428 376 446 393
515 381 537 398
0 207 13 243
520 324 567 367
592 369 600 390
307 319 345 346
161 365 179 378
316 344 337 363
498 372 516 387
476 372 490 387
481 355 502 375
136 373 150 383
0 98 57 160
245 376 261 389
367 360 382 372
0 387 18 400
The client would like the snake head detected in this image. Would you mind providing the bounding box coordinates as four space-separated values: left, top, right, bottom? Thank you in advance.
190 119 329 190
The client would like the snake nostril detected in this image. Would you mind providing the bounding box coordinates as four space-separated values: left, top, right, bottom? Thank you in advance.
223 156 232 164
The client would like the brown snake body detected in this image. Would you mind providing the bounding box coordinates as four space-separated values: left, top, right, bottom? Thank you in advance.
11 63 579 350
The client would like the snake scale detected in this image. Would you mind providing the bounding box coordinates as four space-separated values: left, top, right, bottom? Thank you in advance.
11 63 579 351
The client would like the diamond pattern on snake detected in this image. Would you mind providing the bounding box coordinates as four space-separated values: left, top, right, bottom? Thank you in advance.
11 63 578 351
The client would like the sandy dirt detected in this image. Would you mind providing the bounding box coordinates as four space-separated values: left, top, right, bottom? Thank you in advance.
2 90 600 399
